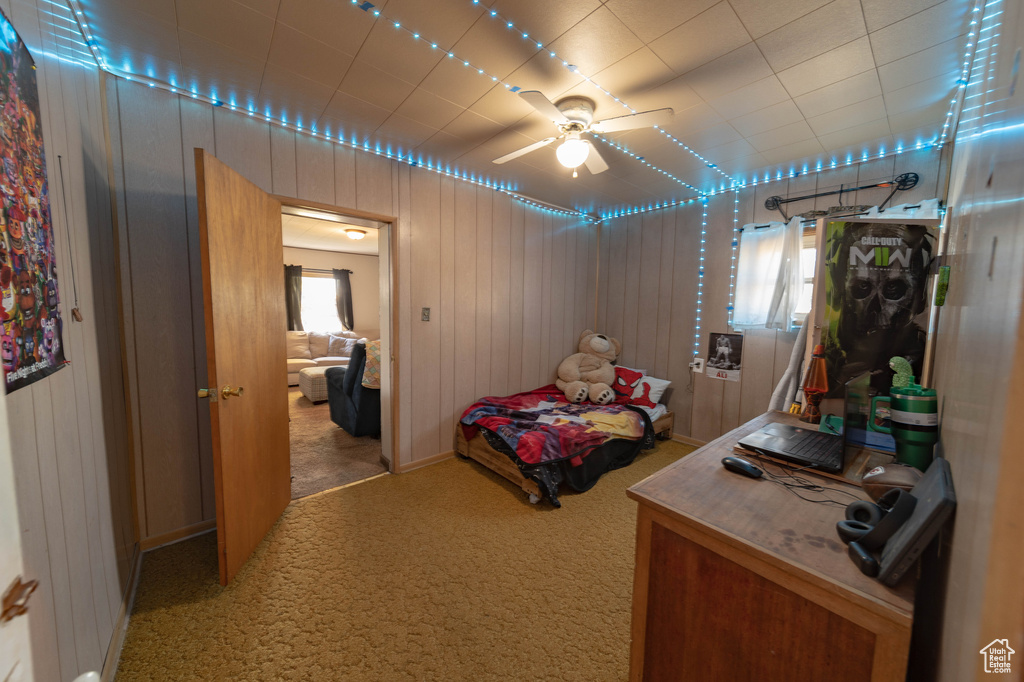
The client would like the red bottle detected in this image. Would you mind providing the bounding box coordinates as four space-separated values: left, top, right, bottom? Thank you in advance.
800 344 828 424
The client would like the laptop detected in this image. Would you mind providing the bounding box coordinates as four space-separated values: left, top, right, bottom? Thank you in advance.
737 372 871 473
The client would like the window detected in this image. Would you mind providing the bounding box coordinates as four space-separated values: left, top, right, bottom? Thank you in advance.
300 276 342 332
792 231 818 323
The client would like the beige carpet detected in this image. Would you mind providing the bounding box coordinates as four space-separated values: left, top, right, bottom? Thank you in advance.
289 387 385 499
116 440 694 681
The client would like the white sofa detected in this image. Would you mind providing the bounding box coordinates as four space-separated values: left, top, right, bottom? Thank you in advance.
286 330 360 386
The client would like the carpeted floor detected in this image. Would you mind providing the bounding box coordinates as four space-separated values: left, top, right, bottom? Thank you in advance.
115 439 694 681
289 387 386 499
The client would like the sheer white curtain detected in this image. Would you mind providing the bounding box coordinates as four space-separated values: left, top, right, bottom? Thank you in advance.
734 217 804 331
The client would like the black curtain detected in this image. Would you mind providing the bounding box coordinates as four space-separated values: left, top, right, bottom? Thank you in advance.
284 265 304 331
333 268 354 331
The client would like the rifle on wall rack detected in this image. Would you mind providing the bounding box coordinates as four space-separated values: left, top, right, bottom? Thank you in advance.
764 172 918 221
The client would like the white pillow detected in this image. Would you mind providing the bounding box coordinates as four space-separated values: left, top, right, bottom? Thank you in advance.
627 376 671 408
286 331 311 359
327 334 357 357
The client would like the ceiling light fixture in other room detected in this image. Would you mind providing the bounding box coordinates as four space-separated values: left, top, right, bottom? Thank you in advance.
345 229 367 240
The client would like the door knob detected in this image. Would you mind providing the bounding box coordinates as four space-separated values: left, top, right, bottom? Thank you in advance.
221 385 244 400
197 388 218 402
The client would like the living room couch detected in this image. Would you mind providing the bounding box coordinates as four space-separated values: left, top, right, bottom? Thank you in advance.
286 330 361 386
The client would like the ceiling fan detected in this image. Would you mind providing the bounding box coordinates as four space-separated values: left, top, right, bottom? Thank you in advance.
493 91 673 177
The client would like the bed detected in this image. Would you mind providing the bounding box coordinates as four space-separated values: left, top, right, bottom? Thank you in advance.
457 385 674 507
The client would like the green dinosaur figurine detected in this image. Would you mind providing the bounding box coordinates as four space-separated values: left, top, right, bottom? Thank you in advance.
889 356 914 388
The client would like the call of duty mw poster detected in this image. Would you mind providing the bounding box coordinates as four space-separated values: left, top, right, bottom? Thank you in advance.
821 221 933 398
0 9 66 393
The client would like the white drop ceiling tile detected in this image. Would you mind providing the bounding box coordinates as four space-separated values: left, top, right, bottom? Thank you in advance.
883 73 957 116
178 30 265 100
482 128 553 159
394 88 467 130
88 3 179 73
586 48 676 102
626 74 704 121
724 153 769 174
257 64 336 124
776 36 875 98
794 69 882 118
419 57 497 108
759 138 826 166
861 0 945 32
649 3 752 76
339 59 416 112
318 96 390 139
748 120 817 152
665 102 726 137
545 6 645 76
414 131 482 162
869 0 968 66
470 86 537 128
700 137 758 161
730 100 804 137
449 17 545 81
356 21 445 85
266 23 355 89
601 127 666 155
485 0 603 47
877 36 962 93
686 121 743 150
808 96 887 136
175 0 276 62
375 114 439 149
756 0 866 72
818 118 893 151
442 109 507 145
236 0 280 19
505 51 585 99
728 0 831 39
376 0 484 49
89 0 177 26
680 43 774 101
708 76 790 119
604 0 718 43
887 101 948 136
277 0 377 49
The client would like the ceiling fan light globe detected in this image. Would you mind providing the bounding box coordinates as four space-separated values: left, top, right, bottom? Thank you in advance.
556 138 590 169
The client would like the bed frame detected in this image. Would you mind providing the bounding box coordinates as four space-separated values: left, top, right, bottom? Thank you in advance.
455 411 675 503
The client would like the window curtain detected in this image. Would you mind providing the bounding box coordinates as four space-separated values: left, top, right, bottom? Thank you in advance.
333 268 354 331
284 265 304 331
733 217 804 331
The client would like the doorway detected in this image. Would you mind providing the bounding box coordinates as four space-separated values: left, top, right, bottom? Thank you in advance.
279 200 395 499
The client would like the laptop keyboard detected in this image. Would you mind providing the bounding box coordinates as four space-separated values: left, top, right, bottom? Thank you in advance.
788 432 842 466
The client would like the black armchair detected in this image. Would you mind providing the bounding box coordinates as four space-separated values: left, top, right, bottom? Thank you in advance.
325 342 381 437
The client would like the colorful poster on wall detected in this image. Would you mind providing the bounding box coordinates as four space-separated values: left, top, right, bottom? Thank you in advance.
706 332 742 381
821 221 933 398
0 9 66 393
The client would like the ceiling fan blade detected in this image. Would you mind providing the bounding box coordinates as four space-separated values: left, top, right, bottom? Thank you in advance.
492 136 558 164
519 90 569 124
590 107 673 133
583 141 608 175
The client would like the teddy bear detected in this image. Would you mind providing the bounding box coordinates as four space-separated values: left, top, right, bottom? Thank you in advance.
556 329 621 405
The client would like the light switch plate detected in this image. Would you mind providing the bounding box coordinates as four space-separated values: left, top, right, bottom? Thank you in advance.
421 307 430 321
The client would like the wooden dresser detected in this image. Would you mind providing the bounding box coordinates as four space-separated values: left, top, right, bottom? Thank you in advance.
627 411 915 682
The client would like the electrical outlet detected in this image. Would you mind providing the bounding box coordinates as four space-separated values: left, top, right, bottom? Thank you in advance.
690 358 705 373
421 307 430 321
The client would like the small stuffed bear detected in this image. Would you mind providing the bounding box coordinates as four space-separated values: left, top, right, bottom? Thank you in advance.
556 329 621 404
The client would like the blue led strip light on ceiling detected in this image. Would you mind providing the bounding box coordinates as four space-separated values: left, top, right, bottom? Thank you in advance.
346 0 704 196
693 199 708 357
590 133 704 195
464 0 733 183
598 195 704 222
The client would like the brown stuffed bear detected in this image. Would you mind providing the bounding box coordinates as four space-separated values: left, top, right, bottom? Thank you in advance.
556 330 621 404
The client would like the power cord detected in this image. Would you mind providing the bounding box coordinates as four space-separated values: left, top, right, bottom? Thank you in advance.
746 449 862 509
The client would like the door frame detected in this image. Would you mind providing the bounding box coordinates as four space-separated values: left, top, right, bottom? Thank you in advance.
274 195 401 472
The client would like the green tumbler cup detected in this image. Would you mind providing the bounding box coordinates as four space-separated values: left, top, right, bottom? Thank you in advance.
871 382 938 471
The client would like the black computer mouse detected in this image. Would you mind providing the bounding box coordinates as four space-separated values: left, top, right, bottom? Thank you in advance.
721 456 763 479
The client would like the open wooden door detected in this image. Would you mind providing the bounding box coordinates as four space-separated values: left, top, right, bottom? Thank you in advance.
195 149 290 585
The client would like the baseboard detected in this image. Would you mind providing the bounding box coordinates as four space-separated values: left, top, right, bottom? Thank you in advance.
100 543 143 682
139 519 216 551
398 450 454 473
671 433 705 447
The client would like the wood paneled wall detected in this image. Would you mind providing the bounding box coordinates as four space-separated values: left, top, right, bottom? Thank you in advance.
597 147 943 443
2 0 134 680
106 77 597 541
